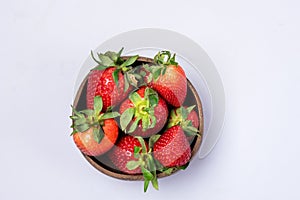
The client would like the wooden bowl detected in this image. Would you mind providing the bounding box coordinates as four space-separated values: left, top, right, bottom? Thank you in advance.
73 56 204 180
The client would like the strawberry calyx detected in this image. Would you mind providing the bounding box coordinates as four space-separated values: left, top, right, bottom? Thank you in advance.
70 96 120 143
126 136 160 192
167 106 199 137
90 48 140 91
155 161 190 177
122 65 146 91
91 48 124 70
142 64 166 83
120 87 159 133
154 50 178 66
142 51 178 83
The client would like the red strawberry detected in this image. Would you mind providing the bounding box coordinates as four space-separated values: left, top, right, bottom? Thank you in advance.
73 119 118 156
187 109 199 128
109 135 145 174
167 106 200 143
70 96 120 156
153 126 191 167
109 135 159 192
86 69 103 109
86 48 139 111
119 86 168 138
144 51 187 107
87 67 129 111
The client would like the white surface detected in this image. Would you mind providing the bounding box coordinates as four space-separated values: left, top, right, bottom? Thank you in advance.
1 0 300 199
75 29 225 159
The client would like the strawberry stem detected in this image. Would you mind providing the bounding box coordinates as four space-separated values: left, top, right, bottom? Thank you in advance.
125 136 159 192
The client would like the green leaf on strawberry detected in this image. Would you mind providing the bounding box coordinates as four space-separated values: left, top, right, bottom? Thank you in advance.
71 96 120 156
110 135 159 192
160 167 173 175
93 96 103 114
133 146 142 158
71 96 120 143
112 69 120 87
128 136 159 192
129 90 142 103
124 73 130 92
120 87 163 134
143 50 187 107
142 116 150 131
89 48 140 98
135 135 147 153
90 51 102 65
101 112 120 120
126 160 141 170
120 107 135 132
93 126 104 143
128 116 141 133
154 50 178 66
142 167 153 180
121 55 139 69
98 53 114 66
144 86 159 106
103 47 124 63
167 105 200 137
149 134 161 149
152 66 164 81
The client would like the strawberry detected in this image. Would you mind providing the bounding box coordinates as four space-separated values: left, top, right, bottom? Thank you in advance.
167 106 200 143
186 108 199 128
144 51 187 107
108 135 144 174
153 125 191 168
86 48 139 111
119 86 168 138
70 96 120 156
109 135 159 192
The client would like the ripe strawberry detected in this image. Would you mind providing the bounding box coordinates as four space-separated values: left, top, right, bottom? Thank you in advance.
119 86 168 138
70 96 120 156
86 48 139 111
108 135 146 174
144 51 187 107
153 125 191 167
109 135 159 192
167 106 200 143
72 119 118 156
186 108 199 128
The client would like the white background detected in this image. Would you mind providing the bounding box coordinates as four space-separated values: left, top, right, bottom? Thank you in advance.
1 0 299 199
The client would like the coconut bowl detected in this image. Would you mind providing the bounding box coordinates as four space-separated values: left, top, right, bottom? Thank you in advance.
72 56 204 180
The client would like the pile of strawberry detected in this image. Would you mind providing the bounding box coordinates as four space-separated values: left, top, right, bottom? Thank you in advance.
70 48 200 192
